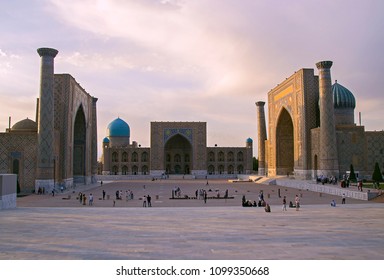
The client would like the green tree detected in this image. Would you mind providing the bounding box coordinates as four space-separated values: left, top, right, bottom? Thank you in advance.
372 162 383 183
349 164 357 182
253 157 258 171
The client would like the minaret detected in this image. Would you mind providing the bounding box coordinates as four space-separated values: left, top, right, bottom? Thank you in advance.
316 61 339 178
256 101 267 176
91 97 98 183
35 47 58 193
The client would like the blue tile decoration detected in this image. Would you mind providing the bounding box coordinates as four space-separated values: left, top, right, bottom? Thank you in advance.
164 128 192 143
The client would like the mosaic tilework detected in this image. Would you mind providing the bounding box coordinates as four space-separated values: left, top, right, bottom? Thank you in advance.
0 133 37 193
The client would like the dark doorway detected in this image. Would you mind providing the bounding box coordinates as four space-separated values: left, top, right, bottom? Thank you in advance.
164 134 192 174
73 106 86 184
276 108 294 175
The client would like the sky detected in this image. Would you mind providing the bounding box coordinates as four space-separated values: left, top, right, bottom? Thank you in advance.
1 0 384 159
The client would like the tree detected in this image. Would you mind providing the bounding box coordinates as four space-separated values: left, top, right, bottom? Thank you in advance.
372 162 383 183
349 164 357 182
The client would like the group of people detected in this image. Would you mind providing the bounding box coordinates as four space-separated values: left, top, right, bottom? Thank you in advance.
115 190 134 201
282 195 300 211
78 192 94 206
317 175 338 185
142 195 152 207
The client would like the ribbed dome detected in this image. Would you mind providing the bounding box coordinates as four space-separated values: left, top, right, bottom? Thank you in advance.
107 117 130 137
12 118 37 132
332 81 356 109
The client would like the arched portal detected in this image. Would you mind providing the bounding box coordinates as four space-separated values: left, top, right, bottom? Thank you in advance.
276 108 294 175
164 134 192 174
73 105 86 183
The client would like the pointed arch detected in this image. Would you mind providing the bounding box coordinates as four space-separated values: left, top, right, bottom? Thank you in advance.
275 107 294 175
164 134 192 174
73 105 86 183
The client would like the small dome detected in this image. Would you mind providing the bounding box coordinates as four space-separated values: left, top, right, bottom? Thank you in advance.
11 118 37 132
332 81 356 109
103 137 110 143
246 137 253 143
107 117 130 137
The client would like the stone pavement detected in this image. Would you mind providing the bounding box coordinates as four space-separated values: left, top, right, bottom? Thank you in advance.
1 179 383 260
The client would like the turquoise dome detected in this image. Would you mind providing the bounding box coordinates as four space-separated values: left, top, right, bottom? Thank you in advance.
107 117 130 137
103 137 110 143
246 137 253 143
332 81 356 109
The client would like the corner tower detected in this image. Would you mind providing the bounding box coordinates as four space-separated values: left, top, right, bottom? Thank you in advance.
35 47 58 193
316 61 339 178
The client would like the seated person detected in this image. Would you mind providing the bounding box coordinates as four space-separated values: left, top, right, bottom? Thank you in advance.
264 203 271 212
331 200 336 207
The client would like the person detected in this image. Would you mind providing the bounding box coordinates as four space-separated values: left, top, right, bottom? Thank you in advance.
282 196 287 211
265 203 271 212
295 195 300 211
204 191 207 204
89 193 93 206
331 200 336 207
147 195 152 207
83 195 87 205
342 193 346 204
102 190 106 200
79 192 83 204
143 196 147 207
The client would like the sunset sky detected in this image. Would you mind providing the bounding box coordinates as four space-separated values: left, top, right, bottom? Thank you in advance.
1 0 383 158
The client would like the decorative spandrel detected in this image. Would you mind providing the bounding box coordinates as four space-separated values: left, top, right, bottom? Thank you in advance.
164 128 193 143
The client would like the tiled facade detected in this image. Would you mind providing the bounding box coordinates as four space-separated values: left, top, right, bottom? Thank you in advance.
102 121 253 177
258 61 384 180
0 48 98 194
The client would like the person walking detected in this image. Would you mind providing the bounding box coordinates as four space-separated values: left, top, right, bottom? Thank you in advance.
282 196 287 211
342 193 346 204
295 195 300 211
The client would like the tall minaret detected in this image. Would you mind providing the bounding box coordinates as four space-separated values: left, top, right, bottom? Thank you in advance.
256 101 267 176
316 61 339 178
35 47 58 193
91 97 98 183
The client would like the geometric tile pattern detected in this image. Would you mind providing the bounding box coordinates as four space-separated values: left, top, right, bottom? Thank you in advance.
0 132 37 193
256 101 267 174
36 49 57 180
262 60 384 180
102 121 253 175
317 63 339 175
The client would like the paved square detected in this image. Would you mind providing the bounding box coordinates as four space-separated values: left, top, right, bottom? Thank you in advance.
1 179 383 259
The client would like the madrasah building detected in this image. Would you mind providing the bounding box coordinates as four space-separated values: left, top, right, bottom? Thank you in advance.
256 60 384 181
100 120 253 178
0 48 98 194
